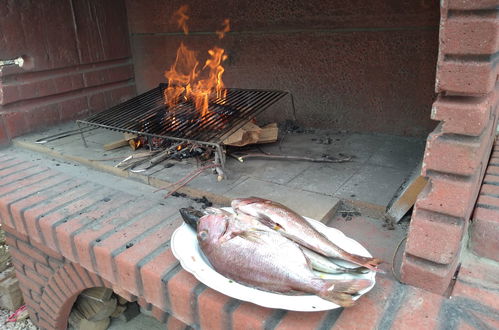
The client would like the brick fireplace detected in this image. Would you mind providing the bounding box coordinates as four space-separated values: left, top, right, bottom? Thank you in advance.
0 0 498 329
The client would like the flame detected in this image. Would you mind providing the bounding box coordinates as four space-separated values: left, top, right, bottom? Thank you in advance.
173 5 189 35
216 19 230 39
164 6 229 117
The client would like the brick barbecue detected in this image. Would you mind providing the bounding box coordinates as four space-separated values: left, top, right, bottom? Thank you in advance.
0 0 498 329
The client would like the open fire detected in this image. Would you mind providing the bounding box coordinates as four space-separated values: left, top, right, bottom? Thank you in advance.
164 5 230 117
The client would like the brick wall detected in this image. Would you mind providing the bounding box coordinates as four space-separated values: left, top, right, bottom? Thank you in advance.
0 0 136 147
126 0 440 136
401 0 499 295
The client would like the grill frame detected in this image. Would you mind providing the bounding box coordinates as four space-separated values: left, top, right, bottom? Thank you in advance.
76 84 293 169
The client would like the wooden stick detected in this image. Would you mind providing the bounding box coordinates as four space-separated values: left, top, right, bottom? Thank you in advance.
103 139 129 151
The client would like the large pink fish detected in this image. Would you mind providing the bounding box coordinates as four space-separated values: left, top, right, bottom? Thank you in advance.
197 212 372 307
231 197 383 271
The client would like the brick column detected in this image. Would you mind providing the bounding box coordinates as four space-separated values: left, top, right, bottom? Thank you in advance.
401 0 499 294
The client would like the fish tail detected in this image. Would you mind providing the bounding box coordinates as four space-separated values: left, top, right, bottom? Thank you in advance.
325 278 373 294
343 254 383 271
317 290 356 307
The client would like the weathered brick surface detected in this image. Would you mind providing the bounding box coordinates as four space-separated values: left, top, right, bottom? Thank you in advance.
0 0 135 144
470 138 499 262
402 0 499 294
404 210 465 264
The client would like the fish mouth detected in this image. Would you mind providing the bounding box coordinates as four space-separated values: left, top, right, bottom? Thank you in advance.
179 207 204 230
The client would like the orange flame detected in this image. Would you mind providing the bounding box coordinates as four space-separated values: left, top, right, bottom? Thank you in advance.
216 19 230 39
173 5 189 35
164 6 229 117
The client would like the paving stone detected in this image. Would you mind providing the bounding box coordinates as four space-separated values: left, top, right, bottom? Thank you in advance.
287 162 361 196
368 137 425 170
226 177 340 220
334 164 411 207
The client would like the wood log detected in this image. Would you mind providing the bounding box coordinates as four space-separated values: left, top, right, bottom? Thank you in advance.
223 122 278 147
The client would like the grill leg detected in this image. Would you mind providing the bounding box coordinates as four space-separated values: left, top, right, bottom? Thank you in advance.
77 122 89 148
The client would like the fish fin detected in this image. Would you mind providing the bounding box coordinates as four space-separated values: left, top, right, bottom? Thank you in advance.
325 279 373 294
257 213 285 231
345 266 371 274
342 254 384 272
317 291 356 307
237 230 261 243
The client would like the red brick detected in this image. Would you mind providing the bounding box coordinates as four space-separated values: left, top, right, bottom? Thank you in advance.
83 65 134 87
30 239 63 261
167 270 200 325
487 165 499 175
9 178 82 241
140 249 178 310
276 311 327 330
1 174 70 234
75 201 157 276
436 60 497 95
16 272 43 295
334 276 395 329
441 17 499 55
470 211 499 262
35 262 54 279
115 225 177 294
405 210 465 264
0 116 9 146
37 188 114 253
147 305 165 323
431 94 495 136
23 182 98 241
87 92 107 113
25 267 47 286
198 288 233 330
48 257 63 271
452 280 499 312
52 273 72 299
401 254 459 295
17 240 47 264
54 194 132 263
416 174 475 219
72 263 95 288
231 302 275 330
484 173 499 185
24 104 61 132
94 209 179 283
8 247 36 271
446 0 499 10
1 111 29 138
0 167 52 194
391 287 443 329
166 314 189 330
58 97 89 121
423 130 491 176
0 161 34 178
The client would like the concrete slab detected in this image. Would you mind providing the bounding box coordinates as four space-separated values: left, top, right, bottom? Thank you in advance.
226 177 341 221
108 313 164 330
334 164 411 208
287 162 362 196
225 157 312 185
368 136 425 170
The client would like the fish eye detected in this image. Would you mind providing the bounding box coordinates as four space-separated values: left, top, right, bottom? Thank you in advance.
198 231 209 240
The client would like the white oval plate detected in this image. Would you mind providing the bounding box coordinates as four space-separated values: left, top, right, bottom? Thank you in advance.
171 208 376 311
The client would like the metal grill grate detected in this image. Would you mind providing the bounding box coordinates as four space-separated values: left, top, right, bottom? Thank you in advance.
78 83 288 145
